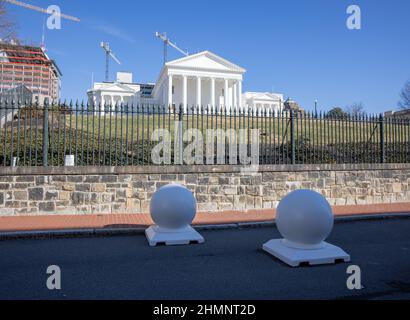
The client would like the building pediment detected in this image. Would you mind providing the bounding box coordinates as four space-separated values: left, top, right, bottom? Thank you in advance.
166 51 246 73
93 82 139 93
255 94 276 101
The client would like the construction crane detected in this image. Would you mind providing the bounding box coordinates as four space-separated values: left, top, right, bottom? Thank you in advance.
4 0 80 22
100 42 121 82
155 32 189 64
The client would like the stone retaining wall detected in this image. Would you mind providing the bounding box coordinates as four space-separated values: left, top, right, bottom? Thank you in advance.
0 164 409 216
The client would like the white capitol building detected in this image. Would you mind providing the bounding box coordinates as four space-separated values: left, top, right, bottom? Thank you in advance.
87 51 284 116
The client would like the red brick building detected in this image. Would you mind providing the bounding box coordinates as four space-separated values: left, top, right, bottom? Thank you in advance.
0 42 61 104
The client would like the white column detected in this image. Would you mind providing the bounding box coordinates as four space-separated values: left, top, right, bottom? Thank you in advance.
233 82 237 108
168 74 173 108
224 79 229 109
196 76 201 112
182 75 187 113
210 77 215 112
237 80 242 109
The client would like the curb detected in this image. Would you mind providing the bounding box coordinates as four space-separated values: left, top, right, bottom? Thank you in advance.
1 213 410 241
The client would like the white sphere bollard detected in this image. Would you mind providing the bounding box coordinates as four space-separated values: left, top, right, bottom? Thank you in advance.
276 190 334 249
145 184 205 247
150 184 197 230
263 189 350 267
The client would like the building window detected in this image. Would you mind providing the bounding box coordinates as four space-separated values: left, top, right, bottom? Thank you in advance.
172 85 175 95
222 89 225 97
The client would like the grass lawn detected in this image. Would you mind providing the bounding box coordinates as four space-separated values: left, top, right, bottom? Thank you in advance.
62 113 410 145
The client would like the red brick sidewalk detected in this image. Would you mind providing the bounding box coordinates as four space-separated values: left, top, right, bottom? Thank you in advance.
0 203 409 233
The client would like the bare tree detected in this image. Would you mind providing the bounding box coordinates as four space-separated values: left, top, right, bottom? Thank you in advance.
0 0 17 41
399 80 410 110
345 102 366 116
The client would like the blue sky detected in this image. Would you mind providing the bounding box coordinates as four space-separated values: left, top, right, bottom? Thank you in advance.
5 0 410 113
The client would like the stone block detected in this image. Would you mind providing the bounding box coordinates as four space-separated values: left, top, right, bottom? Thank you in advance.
85 176 100 183
67 176 84 183
101 193 115 203
51 176 67 182
15 176 35 183
45 191 58 201
62 184 75 192
59 191 70 201
101 175 118 183
198 202 218 212
116 189 127 199
246 186 263 196
92 183 106 193
234 195 246 210
28 187 44 201
255 197 263 209
35 176 49 185
39 202 56 212
75 184 91 192
72 192 86 205
208 186 220 194
14 191 28 201
246 196 255 209
118 175 132 183
392 183 402 193
160 174 177 181
223 186 238 195
218 177 230 185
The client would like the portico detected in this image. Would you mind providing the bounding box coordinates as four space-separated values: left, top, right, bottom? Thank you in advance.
152 51 245 114
87 82 139 115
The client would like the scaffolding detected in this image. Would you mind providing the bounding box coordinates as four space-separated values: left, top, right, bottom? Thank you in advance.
0 42 61 104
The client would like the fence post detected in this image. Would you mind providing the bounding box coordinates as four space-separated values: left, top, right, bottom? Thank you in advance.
42 101 49 167
176 104 184 165
290 110 296 164
379 113 385 164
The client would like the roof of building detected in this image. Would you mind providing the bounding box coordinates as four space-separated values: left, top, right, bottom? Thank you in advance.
165 50 246 73
0 43 50 65
243 92 284 101
0 42 62 77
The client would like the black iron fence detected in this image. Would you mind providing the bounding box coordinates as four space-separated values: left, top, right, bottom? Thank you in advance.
0 100 409 167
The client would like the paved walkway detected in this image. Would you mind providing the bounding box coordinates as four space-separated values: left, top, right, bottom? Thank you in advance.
0 203 409 233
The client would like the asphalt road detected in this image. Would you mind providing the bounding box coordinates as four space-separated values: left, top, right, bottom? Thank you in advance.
0 218 410 300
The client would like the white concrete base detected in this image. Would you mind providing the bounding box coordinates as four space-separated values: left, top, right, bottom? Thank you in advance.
145 225 205 247
263 239 351 267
